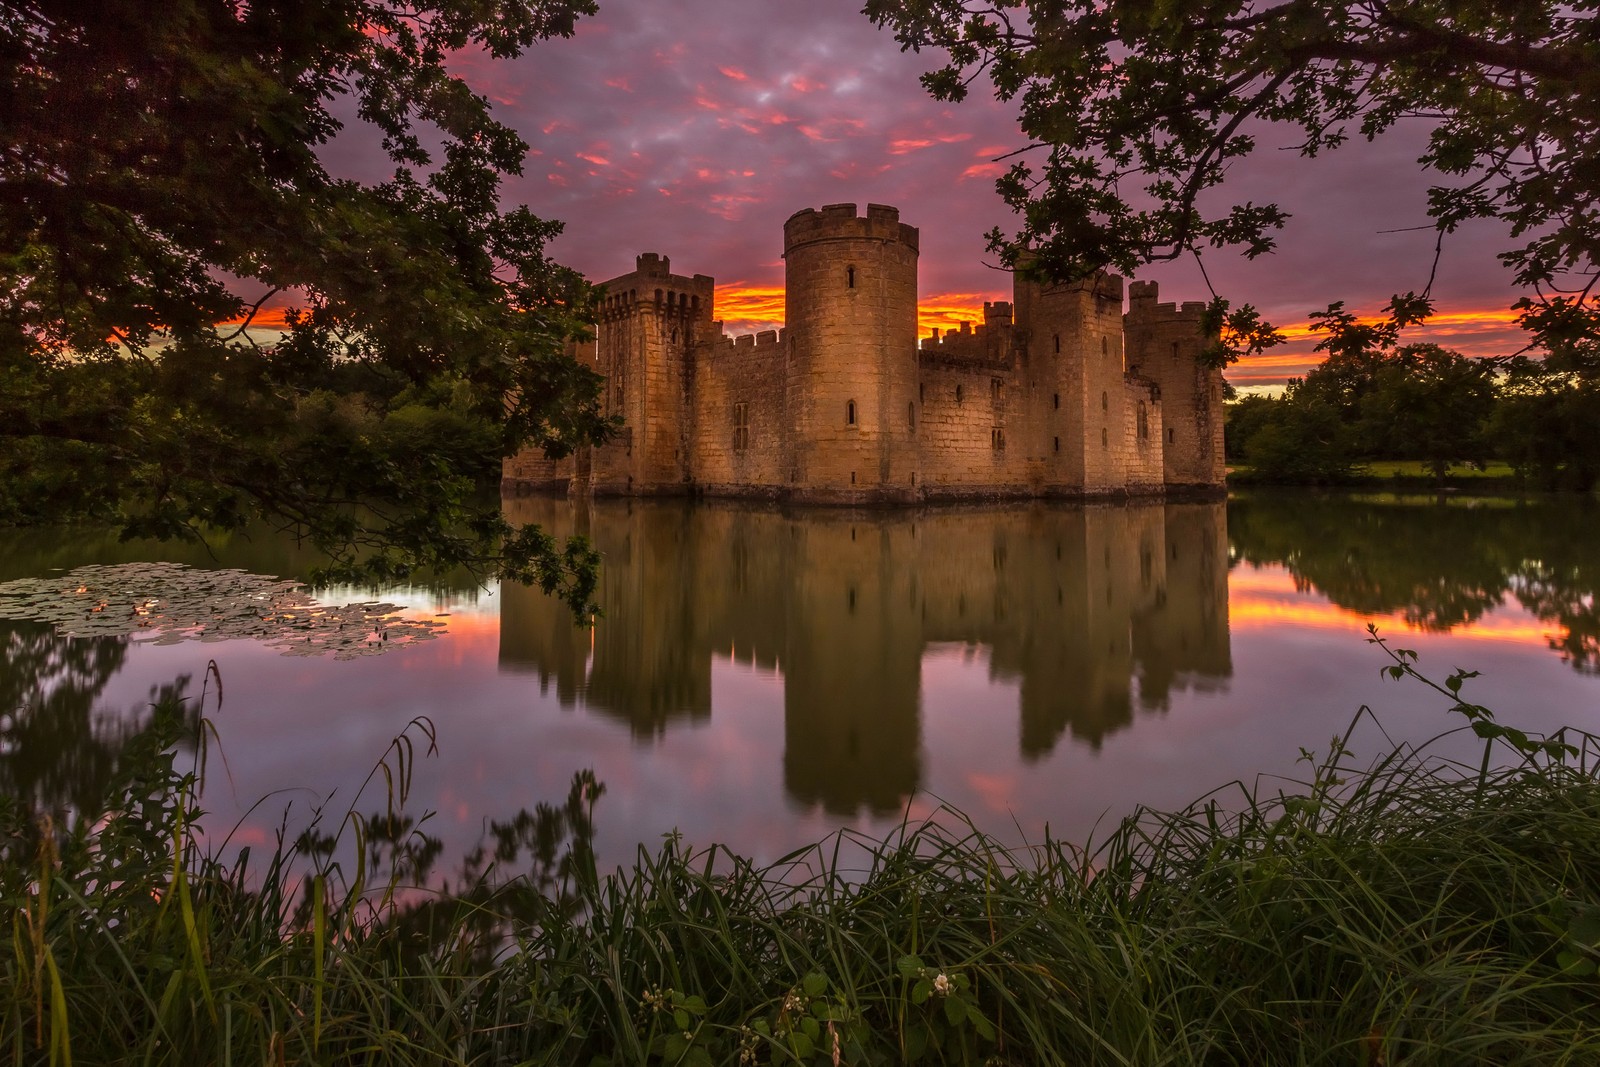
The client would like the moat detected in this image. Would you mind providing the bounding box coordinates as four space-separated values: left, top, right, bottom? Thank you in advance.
6 492 1600 872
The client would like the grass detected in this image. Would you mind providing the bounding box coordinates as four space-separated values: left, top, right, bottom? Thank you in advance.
1357 459 1518 480
5 637 1600 1065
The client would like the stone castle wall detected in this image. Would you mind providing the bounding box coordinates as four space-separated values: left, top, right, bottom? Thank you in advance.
688 330 789 493
502 204 1226 503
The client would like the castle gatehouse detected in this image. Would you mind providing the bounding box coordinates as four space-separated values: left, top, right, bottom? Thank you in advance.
503 203 1225 503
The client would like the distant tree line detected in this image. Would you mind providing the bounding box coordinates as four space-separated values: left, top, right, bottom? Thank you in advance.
1225 300 1600 490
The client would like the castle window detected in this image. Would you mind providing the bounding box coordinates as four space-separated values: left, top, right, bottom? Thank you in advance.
991 377 1002 403
955 384 964 404
732 402 749 452
1167 427 1175 444
1101 337 1108 354
1101 391 1109 411
991 427 1005 450
1053 334 1060 354
1053 392 1060 410
847 266 856 289
1137 401 1149 441
655 288 663 304
670 328 678 344
919 382 924 402
1101 427 1109 448
908 401 916 431
846 399 857 426
1053 436 1060 453
1172 342 1179 357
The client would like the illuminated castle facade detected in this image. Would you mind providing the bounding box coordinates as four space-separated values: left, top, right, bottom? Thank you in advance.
503 203 1225 502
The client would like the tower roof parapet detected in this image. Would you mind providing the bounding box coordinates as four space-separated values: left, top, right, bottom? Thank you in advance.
783 202 920 254
1125 280 1207 320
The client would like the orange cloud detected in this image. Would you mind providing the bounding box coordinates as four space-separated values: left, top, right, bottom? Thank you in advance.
1273 306 1523 344
889 132 972 155
718 66 748 81
217 305 294 331
715 284 785 330
918 292 1002 335
713 287 1004 337
961 162 1006 181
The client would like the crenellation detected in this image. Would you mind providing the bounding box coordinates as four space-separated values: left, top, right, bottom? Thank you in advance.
504 204 1225 503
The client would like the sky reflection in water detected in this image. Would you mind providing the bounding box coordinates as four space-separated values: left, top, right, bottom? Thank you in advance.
4 492 1599 875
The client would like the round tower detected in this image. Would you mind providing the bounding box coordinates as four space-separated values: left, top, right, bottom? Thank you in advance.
783 203 920 502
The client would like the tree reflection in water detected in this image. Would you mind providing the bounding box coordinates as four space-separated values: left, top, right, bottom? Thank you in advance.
498 497 1235 817
1228 492 1600 673
0 620 197 821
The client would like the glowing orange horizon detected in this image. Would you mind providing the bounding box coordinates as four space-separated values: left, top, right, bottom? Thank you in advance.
214 288 1528 390
713 283 1000 336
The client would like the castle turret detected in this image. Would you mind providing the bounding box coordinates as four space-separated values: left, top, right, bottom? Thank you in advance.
1012 269 1128 490
586 254 716 493
1123 281 1225 489
782 203 920 501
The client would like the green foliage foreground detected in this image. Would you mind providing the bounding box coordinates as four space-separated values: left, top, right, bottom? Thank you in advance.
6 641 1600 1065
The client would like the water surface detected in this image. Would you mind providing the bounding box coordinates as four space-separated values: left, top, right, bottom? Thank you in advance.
5 491 1598 874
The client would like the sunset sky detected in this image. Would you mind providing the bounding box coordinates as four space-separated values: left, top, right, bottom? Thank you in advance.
326 0 1535 390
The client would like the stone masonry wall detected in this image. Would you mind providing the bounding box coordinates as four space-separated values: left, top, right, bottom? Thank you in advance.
915 360 1019 493
1124 281 1226 488
688 329 789 493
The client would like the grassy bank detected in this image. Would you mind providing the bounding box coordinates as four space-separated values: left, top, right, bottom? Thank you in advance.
6 644 1600 1065
1229 460 1530 492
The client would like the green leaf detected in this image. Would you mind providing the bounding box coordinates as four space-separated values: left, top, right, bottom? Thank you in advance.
944 995 967 1026
912 979 932 1005
905 1022 930 1062
897 955 924 977
802 972 828 998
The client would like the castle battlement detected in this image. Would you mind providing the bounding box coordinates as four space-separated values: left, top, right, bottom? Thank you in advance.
504 203 1226 504
718 328 785 351
783 202 920 254
918 319 1011 368
1127 281 1208 321
596 255 714 322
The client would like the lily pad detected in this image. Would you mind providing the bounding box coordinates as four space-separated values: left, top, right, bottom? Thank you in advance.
0 563 446 659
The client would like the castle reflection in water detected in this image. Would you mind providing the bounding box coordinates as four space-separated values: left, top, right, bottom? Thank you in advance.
499 498 1231 817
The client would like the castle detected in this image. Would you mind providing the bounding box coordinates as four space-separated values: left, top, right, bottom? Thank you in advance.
502 203 1226 503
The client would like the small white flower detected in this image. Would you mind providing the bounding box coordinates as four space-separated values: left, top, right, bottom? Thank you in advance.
932 973 951 997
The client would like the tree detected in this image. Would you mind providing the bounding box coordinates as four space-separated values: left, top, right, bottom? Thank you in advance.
1 1 610 611
1233 301 1498 482
1357 344 1497 482
1233 389 1357 483
865 0 1599 355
